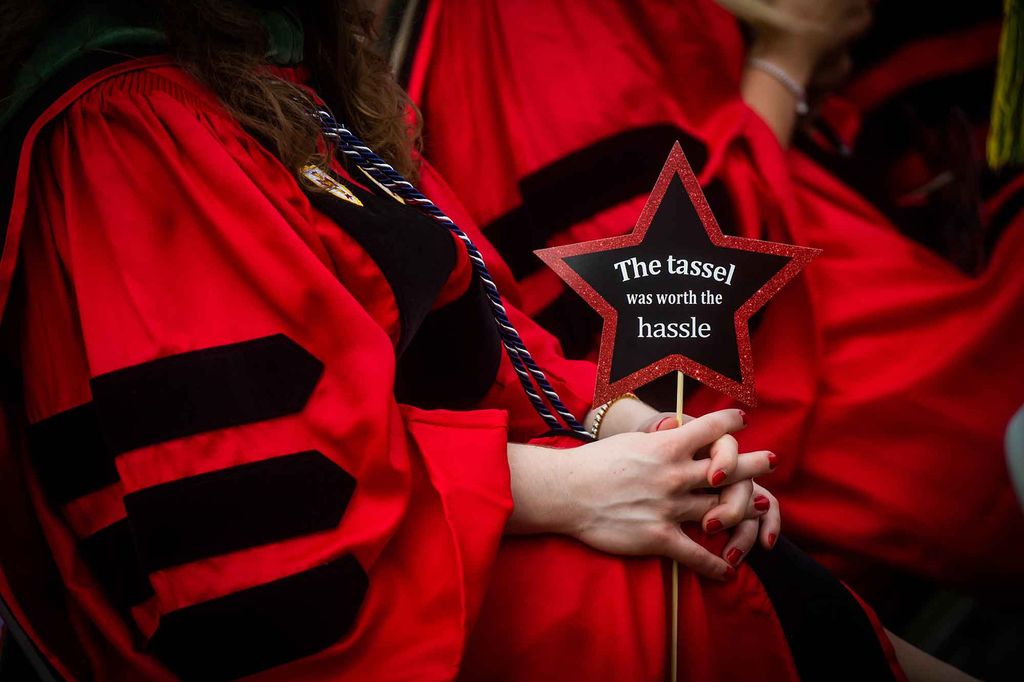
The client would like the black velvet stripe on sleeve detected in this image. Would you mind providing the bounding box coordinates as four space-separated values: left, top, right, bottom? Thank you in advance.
124 451 356 572
395 278 502 410
304 180 456 356
26 402 118 506
149 555 368 682
746 538 899 682
78 519 155 609
89 334 323 455
482 125 709 280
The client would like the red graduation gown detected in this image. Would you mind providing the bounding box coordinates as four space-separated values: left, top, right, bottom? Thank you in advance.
0 56 903 681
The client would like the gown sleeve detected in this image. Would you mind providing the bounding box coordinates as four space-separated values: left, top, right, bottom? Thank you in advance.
17 68 514 681
417 161 597 437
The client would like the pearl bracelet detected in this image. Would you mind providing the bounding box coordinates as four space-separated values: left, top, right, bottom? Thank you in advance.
589 392 640 439
747 57 810 116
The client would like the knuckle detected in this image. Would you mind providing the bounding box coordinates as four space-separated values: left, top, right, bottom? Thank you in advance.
731 537 753 555
663 502 686 523
709 411 728 431
696 555 719 575
728 479 753 497
670 465 699 493
719 505 745 526
676 497 709 523
655 467 684 496
677 544 703 566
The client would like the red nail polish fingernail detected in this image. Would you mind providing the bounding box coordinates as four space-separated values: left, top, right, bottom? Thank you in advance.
738 410 746 426
754 495 770 512
726 548 743 565
706 518 723 533
768 533 777 548
655 416 675 431
767 453 778 469
710 469 727 486
723 565 736 580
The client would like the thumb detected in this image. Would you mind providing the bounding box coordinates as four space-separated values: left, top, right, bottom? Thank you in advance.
647 412 693 433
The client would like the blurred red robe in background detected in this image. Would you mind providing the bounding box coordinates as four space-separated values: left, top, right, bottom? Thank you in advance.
409 0 1024 603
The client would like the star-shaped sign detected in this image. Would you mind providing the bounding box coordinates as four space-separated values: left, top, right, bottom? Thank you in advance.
536 143 820 405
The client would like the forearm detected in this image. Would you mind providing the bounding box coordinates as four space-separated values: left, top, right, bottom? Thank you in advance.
505 442 580 536
885 630 979 682
736 0 871 148
507 398 664 536
741 46 814 148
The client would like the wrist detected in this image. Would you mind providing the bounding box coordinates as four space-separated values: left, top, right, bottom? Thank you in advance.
747 40 816 87
746 58 810 116
506 443 581 536
586 395 660 439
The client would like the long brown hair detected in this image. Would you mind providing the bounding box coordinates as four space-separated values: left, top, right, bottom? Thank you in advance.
0 0 421 179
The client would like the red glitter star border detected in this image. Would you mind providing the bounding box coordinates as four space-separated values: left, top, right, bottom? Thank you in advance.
535 142 821 406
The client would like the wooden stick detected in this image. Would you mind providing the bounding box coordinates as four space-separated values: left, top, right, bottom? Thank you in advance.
671 371 684 682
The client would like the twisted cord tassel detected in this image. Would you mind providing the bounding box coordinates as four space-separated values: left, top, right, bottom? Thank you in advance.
319 111 586 434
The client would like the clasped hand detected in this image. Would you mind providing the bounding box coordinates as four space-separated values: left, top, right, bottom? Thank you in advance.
507 409 780 580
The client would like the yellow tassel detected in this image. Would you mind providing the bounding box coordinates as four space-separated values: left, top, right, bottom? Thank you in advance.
989 0 1024 169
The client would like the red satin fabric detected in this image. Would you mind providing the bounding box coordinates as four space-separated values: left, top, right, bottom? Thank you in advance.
412 0 1024 595
0 56 906 681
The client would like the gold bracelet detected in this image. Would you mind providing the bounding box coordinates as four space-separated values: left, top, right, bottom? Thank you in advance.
589 392 640 439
